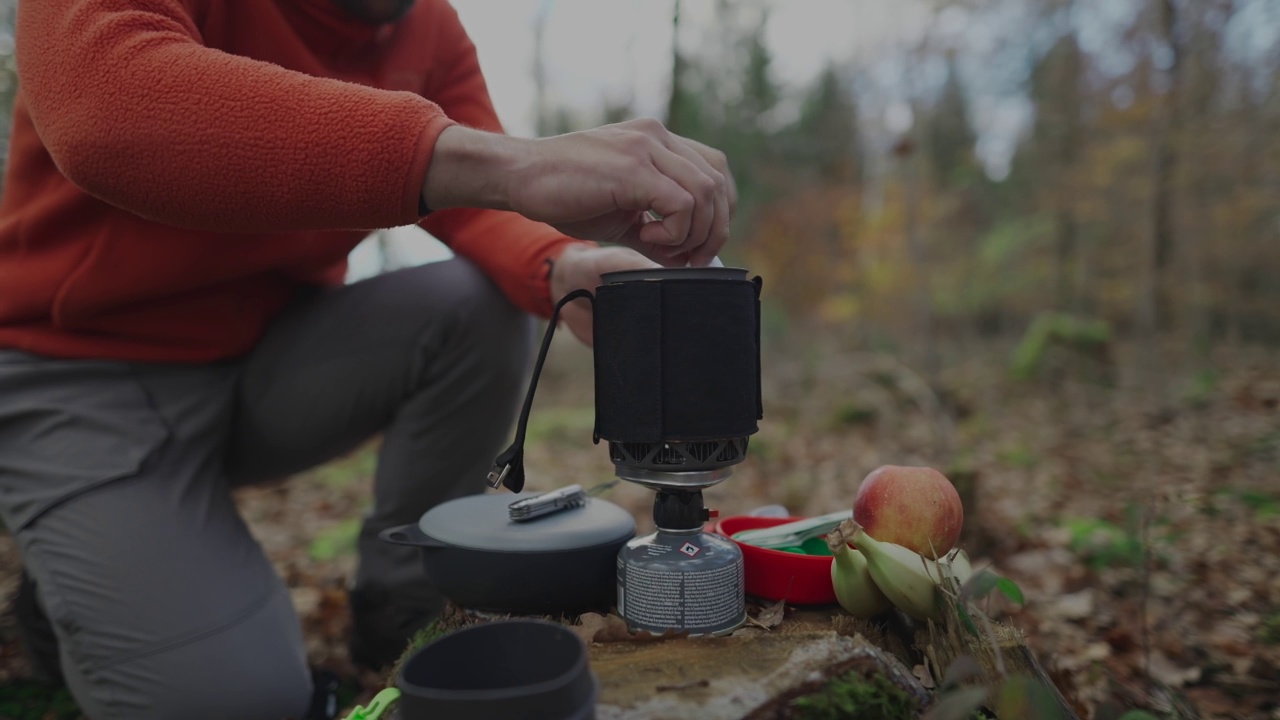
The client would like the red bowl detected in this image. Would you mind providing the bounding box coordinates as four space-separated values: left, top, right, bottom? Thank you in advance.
714 516 837 606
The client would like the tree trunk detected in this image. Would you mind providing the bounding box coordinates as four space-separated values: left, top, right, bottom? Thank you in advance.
533 4 550 137
901 129 937 382
665 0 684 132
1139 0 1181 399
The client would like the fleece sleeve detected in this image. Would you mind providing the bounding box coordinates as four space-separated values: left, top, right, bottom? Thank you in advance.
16 0 455 232
417 1 592 318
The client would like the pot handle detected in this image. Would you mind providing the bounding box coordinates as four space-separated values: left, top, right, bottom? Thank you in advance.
379 523 447 549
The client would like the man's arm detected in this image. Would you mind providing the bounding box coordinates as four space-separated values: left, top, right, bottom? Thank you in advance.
414 1 589 318
18 0 454 232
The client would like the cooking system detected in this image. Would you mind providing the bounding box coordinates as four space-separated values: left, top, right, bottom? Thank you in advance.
383 264 764 636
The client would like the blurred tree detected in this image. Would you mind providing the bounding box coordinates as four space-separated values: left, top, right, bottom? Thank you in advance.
665 0 706 138
1028 22 1084 313
924 54 978 187
788 63 862 184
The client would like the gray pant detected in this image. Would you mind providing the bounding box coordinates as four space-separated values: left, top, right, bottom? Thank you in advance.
0 259 534 719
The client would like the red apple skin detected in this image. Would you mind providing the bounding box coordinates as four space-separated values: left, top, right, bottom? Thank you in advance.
853 465 963 558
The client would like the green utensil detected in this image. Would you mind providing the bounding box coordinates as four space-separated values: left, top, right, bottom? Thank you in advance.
343 688 401 720
732 510 851 550
800 537 833 556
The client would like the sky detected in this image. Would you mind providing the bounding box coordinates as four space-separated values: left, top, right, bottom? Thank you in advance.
446 0 1043 181
450 0 934 138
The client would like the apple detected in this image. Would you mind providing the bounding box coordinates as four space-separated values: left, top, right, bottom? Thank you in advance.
852 465 963 558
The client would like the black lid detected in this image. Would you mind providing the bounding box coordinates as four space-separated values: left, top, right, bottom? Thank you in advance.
419 493 635 552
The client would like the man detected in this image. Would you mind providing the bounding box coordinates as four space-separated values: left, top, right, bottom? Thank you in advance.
0 0 736 717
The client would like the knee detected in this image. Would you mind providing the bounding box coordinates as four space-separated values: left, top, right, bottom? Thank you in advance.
443 259 534 343
422 260 536 381
72 596 314 720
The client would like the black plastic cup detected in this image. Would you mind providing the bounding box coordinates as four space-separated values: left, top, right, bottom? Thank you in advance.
395 619 598 720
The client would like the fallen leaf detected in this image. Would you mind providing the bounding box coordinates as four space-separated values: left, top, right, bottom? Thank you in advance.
573 612 690 644
752 599 786 629
913 663 937 689
594 613 642 642
571 612 611 644
1048 589 1094 620
1148 651 1202 688
290 587 321 618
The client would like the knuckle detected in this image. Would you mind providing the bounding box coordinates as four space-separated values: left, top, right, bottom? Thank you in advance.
624 131 653 158
696 175 717 200
636 116 665 134
710 170 727 192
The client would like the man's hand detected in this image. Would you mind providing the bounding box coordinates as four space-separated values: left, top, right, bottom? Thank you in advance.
422 118 737 267
549 244 661 347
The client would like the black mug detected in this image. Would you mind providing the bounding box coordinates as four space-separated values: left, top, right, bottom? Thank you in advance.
395 620 597 720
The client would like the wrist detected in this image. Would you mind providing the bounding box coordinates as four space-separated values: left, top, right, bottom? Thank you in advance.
421 126 527 212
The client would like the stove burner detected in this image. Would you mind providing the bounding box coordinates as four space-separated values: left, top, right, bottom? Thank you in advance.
612 465 733 491
607 437 749 473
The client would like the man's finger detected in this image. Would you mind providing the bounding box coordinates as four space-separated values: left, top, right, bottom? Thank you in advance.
689 190 728 267
661 136 729 260
681 137 738 215
630 170 694 246
648 147 716 256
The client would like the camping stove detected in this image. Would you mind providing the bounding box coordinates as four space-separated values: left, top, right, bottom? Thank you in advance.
591 266 762 637
487 264 763 638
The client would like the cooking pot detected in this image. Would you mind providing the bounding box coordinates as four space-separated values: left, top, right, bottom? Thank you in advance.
380 492 635 615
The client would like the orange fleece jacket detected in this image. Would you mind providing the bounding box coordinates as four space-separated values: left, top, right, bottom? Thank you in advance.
0 0 586 362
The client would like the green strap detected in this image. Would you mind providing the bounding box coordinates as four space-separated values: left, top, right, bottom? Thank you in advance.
343 687 401 720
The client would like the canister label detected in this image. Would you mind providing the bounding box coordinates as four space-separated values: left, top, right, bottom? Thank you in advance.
617 538 745 636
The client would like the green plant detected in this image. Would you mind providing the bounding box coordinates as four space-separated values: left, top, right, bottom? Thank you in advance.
998 442 1038 469
1181 368 1219 408
387 619 449 687
309 517 362 561
316 445 378 488
0 682 81 720
1063 504 1162 570
954 569 1026 637
788 671 917 720
1010 312 1111 381
1236 489 1280 519
831 402 877 427
1260 612 1280 645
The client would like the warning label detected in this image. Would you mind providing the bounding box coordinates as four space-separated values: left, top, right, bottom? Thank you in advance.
678 542 701 557
618 560 744 635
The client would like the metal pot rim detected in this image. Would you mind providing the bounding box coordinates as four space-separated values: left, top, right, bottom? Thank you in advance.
601 266 748 284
